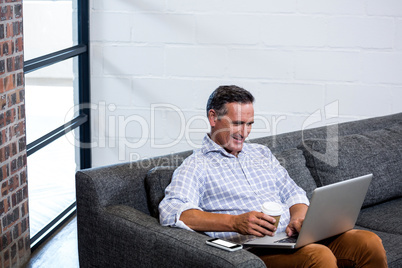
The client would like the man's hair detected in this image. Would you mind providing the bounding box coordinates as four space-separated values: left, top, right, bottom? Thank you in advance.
206 85 255 117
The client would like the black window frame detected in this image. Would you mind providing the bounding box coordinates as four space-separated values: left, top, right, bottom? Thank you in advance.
23 0 91 251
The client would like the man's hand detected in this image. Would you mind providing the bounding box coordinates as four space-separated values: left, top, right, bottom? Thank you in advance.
233 211 278 237
286 204 308 237
286 217 304 237
180 209 278 237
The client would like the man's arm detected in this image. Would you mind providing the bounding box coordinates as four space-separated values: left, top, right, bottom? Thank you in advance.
285 203 308 237
180 209 278 237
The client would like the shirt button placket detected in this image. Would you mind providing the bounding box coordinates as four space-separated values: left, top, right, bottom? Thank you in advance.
238 155 261 197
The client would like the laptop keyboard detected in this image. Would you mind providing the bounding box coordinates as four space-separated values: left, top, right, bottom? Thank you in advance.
274 236 298 244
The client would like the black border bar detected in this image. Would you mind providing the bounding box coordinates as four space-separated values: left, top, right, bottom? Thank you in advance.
27 114 88 157
24 44 87 74
78 0 92 169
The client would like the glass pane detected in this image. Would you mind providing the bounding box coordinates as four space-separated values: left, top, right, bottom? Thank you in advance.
23 0 78 60
27 130 79 238
25 57 78 144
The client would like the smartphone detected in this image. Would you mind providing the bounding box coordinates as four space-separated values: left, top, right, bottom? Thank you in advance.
206 238 243 251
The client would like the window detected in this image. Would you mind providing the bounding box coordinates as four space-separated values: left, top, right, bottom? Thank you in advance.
23 0 90 250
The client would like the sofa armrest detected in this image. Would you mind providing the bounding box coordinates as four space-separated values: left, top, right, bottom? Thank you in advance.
76 163 151 214
77 204 265 268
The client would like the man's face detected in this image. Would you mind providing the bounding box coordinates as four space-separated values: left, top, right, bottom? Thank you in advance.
208 102 254 156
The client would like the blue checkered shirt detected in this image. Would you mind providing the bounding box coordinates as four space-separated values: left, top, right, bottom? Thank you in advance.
159 134 310 243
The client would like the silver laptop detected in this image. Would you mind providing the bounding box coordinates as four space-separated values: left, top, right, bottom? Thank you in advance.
244 174 372 249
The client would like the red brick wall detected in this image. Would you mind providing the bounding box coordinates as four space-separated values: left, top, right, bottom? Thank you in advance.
0 0 30 267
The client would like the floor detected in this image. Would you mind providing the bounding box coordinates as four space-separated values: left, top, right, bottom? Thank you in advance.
24 215 79 268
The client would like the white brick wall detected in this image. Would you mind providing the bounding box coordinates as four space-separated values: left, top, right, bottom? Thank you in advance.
328 17 394 49
90 0 402 166
261 15 327 47
228 49 293 79
367 0 402 16
132 14 195 43
92 13 131 42
197 15 260 45
361 53 402 84
166 46 227 77
299 0 366 15
397 19 402 50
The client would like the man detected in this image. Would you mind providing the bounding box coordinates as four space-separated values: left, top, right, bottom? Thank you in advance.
159 85 387 267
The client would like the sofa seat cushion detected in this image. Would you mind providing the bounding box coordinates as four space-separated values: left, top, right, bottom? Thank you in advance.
145 166 177 218
356 198 402 235
299 123 402 207
273 148 316 200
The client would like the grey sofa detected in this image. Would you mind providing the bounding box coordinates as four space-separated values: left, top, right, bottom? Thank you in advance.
76 112 402 268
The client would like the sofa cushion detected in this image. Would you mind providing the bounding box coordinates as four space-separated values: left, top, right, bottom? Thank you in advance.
145 166 177 218
357 198 402 235
273 148 316 200
299 122 402 207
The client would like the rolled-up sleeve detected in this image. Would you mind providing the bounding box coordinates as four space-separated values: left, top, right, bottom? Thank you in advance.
158 157 205 231
267 148 310 208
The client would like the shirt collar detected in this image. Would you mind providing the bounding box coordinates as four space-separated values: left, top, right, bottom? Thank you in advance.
201 134 249 158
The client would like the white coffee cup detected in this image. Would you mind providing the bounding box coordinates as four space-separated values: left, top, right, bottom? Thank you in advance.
261 202 282 229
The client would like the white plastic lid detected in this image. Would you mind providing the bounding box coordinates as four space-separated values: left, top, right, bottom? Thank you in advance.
261 202 282 216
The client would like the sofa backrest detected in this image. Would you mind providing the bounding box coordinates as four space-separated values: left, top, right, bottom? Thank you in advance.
145 166 177 218
298 121 402 207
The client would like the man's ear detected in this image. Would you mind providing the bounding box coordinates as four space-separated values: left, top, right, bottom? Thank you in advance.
208 109 217 127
